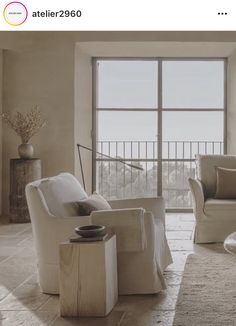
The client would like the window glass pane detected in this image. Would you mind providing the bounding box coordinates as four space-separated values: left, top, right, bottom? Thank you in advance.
97 60 158 108
97 111 157 141
163 61 224 109
162 111 224 159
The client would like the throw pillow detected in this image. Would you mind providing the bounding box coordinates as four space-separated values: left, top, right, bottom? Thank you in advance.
78 193 111 216
215 166 236 199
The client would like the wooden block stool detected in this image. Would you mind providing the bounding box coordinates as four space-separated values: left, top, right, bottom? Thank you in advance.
59 233 118 317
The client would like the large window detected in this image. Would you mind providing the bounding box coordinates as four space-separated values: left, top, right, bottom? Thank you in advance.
93 58 226 209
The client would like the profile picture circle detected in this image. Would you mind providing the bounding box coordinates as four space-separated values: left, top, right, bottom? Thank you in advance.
3 2 28 26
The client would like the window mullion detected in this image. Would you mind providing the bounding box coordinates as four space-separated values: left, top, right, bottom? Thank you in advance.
157 59 162 197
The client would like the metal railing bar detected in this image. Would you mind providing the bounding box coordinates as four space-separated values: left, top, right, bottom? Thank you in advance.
108 141 111 198
145 142 148 191
97 108 158 111
175 142 177 207
96 108 224 112
182 142 185 206
153 142 155 196
94 57 226 61
95 158 197 162
98 140 224 144
131 141 133 195
167 141 170 205
161 108 224 111
116 142 118 197
123 142 126 198
101 142 103 194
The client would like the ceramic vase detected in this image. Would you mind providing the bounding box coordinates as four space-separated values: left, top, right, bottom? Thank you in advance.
18 143 34 159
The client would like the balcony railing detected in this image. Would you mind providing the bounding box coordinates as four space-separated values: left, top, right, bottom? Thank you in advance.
95 140 224 209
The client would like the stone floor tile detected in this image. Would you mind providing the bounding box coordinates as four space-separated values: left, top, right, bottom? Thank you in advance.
38 296 60 314
164 271 183 286
0 236 27 247
168 239 194 251
17 226 33 238
166 231 192 240
166 221 194 232
51 311 124 326
0 246 23 262
166 251 190 272
149 285 180 311
0 223 31 236
0 274 50 311
0 310 57 326
0 256 9 263
0 286 11 303
179 213 195 222
17 236 34 247
0 260 36 301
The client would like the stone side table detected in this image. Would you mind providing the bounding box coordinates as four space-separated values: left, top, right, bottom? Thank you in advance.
9 158 42 223
59 233 118 317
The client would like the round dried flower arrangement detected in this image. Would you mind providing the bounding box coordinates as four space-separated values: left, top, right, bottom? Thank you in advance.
1 106 46 159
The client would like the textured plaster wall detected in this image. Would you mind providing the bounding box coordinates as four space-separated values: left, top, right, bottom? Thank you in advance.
0 50 2 215
2 39 75 214
227 51 236 154
74 46 92 194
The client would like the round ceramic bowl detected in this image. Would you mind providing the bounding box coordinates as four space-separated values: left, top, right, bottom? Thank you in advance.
75 225 106 238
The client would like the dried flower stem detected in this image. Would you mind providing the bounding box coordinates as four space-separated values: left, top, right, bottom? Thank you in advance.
1 106 46 143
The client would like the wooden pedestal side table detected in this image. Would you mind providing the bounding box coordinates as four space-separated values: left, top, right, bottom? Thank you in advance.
9 158 42 223
59 233 118 317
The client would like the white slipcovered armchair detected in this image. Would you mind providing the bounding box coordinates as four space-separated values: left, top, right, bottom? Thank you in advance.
26 173 172 295
189 154 236 243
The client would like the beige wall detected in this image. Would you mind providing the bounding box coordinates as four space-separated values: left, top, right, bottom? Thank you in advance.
0 50 2 215
227 51 236 154
2 39 75 214
74 46 93 193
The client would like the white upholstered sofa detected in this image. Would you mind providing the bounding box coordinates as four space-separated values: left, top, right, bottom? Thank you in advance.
189 154 236 243
26 173 172 295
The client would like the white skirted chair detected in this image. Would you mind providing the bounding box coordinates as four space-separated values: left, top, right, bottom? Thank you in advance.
26 173 172 295
189 154 236 244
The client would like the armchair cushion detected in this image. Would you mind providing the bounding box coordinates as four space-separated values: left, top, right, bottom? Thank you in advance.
204 198 236 212
78 193 111 215
91 208 146 253
196 155 236 198
215 167 236 199
37 173 88 217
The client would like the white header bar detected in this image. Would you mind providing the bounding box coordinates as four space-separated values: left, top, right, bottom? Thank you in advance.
0 0 235 31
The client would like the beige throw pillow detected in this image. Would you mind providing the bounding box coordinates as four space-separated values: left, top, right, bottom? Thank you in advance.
78 193 111 216
215 166 236 199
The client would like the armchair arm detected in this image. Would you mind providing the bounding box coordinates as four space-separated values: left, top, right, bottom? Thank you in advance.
188 178 205 217
108 197 165 227
91 208 146 253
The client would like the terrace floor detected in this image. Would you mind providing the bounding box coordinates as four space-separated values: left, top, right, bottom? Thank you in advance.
0 213 196 326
